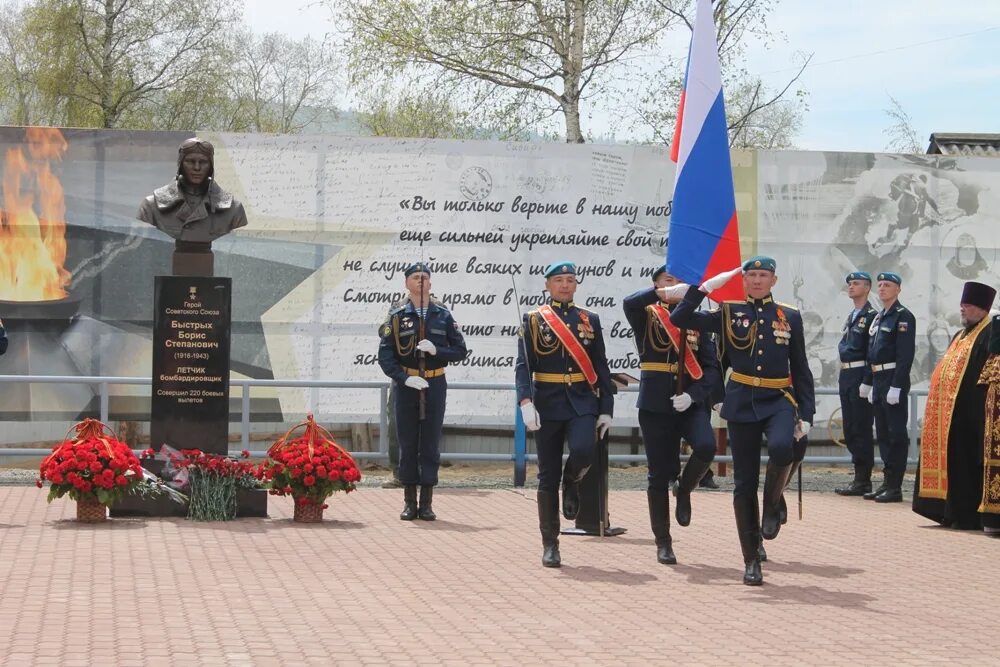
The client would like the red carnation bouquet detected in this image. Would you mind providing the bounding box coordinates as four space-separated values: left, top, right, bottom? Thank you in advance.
261 414 361 521
141 446 263 521
38 419 145 518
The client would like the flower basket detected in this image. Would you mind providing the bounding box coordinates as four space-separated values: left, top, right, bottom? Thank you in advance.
292 500 325 523
76 495 107 523
38 419 147 521
262 414 361 522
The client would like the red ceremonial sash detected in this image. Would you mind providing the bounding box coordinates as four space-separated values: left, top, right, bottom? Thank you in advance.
537 305 599 386
649 304 704 380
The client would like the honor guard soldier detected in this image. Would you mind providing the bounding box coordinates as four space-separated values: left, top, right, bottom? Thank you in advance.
667 256 815 586
623 266 721 564
378 262 468 521
835 272 879 496
516 262 615 568
0 317 7 355
859 271 915 503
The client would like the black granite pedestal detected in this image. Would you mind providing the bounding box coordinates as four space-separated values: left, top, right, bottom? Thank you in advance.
112 271 266 517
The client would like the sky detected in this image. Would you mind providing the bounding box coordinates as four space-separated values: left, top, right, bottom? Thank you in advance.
243 0 1000 153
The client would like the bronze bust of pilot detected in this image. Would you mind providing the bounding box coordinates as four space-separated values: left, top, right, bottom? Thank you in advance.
137 138 247 276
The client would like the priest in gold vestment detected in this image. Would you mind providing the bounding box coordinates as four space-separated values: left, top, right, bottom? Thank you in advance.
913 281 996 530
976 313 1000 534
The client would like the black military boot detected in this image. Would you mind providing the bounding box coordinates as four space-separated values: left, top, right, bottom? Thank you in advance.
864 473 889 500
399 485 418 521
757 538 767 563
761 460 793 540
674 454 712 527
561 460 587 520
835 464 873 496
734 495 763 585
699 469 719 489
537 490 561 568
874 470 903 503
417 485 437 520
646 489 677 564
778 460 801 525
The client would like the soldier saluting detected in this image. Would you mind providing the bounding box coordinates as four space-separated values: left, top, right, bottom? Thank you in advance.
378 262 468 521
516 262 614 568
666 256 815 586
623 265 721 565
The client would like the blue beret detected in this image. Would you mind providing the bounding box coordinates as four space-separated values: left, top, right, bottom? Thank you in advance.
544 262 576 278
742 255 776 272
404 262 431 278
846 271 872 283
652 265 668 281
876 271 902 285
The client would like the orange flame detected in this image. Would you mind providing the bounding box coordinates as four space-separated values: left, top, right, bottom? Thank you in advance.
0 127 71 301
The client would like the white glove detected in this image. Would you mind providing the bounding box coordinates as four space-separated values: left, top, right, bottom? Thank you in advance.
656 283 690 302
699 266 743 293
867 389 875 405
520 402 541 431
671 392 693 412
404 375 429 390
416 339 437 355
596 414 613 439
886 387 901 405
712 402 722 412
794 420 811 441
858 383 872 399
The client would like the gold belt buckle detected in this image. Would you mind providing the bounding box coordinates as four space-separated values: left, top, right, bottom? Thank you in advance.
753 377 762 387
563 372 571 384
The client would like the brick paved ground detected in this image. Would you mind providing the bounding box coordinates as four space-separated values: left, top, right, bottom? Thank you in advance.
1 486 997 666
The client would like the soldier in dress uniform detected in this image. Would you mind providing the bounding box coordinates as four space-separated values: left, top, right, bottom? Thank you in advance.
835 272 879 496
667 256 815 586
516 262 615 568
378 262 468 521
623 265 721 564
859 271 916 503
0 317 7 355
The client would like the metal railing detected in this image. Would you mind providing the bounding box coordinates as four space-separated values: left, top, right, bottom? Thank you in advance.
0 375 927 486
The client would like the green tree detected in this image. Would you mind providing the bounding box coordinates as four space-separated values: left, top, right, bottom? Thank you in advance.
226 30 340 133
882 95 922 154
631 0 810 149
0 0 240 129
336 0 680 143
357 83 477 139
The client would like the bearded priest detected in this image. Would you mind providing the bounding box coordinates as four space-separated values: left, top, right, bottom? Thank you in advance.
913 281 996 530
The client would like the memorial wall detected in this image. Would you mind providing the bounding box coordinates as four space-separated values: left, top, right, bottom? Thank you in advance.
1 127 998 427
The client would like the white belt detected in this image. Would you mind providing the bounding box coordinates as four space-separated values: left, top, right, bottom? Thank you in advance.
871 362 896 372
840 361 865 370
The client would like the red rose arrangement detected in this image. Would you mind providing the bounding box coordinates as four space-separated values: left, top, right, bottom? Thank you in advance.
38 419 144 517
261 414 361 520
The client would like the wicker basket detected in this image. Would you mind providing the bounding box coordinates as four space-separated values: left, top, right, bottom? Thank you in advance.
293 502 324 523
76 496 107 523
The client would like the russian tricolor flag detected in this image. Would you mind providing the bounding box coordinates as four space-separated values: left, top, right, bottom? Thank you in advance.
666 0 744 302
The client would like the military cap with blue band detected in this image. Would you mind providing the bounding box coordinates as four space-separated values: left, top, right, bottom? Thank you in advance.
404 262 432 277
846 271 872 283
742 255 776 272
876 271 902 285
544 261 577 278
